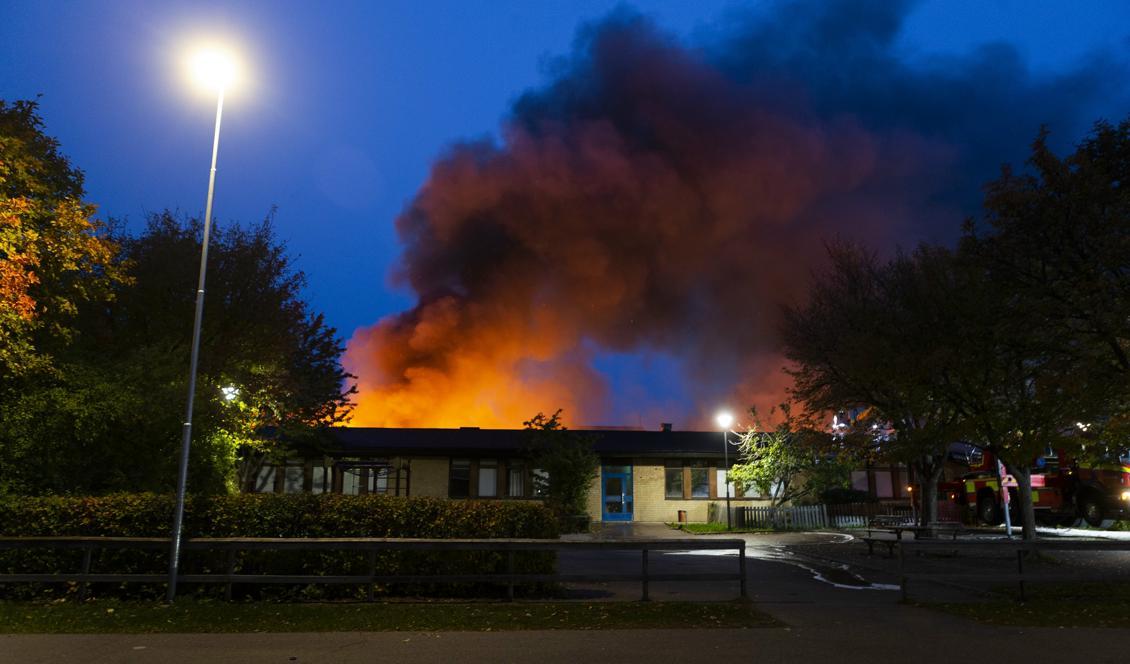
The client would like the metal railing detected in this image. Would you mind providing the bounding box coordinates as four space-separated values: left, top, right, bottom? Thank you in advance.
0 536 747 602
897 538 1130 602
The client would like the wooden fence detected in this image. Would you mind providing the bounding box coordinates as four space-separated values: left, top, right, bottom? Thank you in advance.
897 538 1130 602
728 501 963 530
0 536 747 602
825 502 914 528
734 504 829 530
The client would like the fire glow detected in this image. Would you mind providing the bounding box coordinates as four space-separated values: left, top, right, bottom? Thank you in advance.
343 4 1116 428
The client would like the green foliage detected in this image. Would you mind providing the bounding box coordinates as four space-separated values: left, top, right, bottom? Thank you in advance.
523 410 598 529
0 493 559 600
0 212 355 496
0 99 84 200
0 493 558 538
0 99 125 378
939 121 1130 537
782 118 1130 537
972 119 1130 380
0 99 353 496
782 243 970 522
728 404 853 506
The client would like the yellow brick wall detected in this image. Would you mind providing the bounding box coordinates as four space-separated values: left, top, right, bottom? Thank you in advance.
408 456 768 523
409 457 450 498
585 477 602 518
630 463 715 523
584 461 773 523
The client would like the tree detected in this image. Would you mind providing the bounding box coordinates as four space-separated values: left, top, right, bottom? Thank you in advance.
973 119 1130 378
728 404 854 507
937 244 1103 538
782 243 969 525
0 212 355 495
523 409 598 530
946 121 1129 538
0 99 125 378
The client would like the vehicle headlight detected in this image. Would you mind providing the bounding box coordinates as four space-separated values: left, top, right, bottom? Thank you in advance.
1122 490 1130 502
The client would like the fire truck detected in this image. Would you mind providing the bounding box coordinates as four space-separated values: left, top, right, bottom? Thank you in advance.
940 443 1130 527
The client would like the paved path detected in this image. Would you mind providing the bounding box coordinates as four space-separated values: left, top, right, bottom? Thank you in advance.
3 525 1125 663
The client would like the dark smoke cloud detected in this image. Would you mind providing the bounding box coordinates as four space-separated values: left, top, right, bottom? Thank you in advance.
344 0 1128 428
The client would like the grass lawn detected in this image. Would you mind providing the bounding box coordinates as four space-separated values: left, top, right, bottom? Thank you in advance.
668 523 773 535
0 599 781 634
927 582 1130 628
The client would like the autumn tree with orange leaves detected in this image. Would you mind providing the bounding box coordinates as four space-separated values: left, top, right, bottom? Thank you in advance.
0 100 125 377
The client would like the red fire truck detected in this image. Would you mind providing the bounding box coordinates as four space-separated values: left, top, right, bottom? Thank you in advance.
941 444 1130 527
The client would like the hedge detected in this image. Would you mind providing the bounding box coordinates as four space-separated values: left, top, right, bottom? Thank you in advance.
0 494 559 600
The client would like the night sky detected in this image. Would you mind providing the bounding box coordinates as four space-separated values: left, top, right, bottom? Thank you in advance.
3 1 1129 429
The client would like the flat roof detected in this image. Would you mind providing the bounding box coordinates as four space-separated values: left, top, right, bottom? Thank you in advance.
327 427 730 458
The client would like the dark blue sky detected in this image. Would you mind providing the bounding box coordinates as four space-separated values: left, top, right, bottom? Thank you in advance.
3 1 1129 427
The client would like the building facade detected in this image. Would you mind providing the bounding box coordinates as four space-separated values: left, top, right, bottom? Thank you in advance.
247 425 773 523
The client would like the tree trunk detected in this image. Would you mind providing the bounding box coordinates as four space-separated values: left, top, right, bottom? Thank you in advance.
920 462 944 528
911 457 944 531
1012 465 1037 541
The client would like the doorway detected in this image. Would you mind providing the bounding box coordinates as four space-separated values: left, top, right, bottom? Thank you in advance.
601 465 633 522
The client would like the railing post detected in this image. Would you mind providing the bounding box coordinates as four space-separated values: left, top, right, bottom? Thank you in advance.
641 547 650 602
78 545 93 602
1016 547 1026 603
506 550 515 602
739 540 747 600
898 541 907 602
367 549 377 602
224 548 236 602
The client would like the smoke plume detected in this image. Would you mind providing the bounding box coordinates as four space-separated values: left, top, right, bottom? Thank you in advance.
344 1 1126 428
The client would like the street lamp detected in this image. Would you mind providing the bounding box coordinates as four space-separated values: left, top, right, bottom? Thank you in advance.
167 44 240 602
715 411 734 529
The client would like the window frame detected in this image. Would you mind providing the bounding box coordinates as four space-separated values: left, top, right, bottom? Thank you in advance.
449 458 471 498
662 459 750 500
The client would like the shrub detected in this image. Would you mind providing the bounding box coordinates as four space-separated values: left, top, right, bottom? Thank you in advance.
0 493 558 600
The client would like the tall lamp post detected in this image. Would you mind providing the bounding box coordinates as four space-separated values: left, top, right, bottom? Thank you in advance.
715 411 734 529
167 47 238 602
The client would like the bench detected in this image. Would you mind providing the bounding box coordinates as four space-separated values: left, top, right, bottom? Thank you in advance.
861 521 966 557
915 522 964 540
860 534 900 557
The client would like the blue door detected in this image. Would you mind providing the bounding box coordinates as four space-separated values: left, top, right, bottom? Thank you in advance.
601 465 633 521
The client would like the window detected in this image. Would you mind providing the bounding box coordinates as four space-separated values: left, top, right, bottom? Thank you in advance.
716 469 737 499
478 459 498 497
311 466 331 494
664 460 684 498
449 459 471 498
531 468 548 497
851 471 869 492
690 462 709 498
370 467 390 494
874 470 893 498
254 466 276 493
508 462 525 497
283 465 304 494
342 469 361 495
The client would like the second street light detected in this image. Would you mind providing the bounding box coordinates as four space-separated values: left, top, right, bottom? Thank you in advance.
167 44 241 602
715 411 734 529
